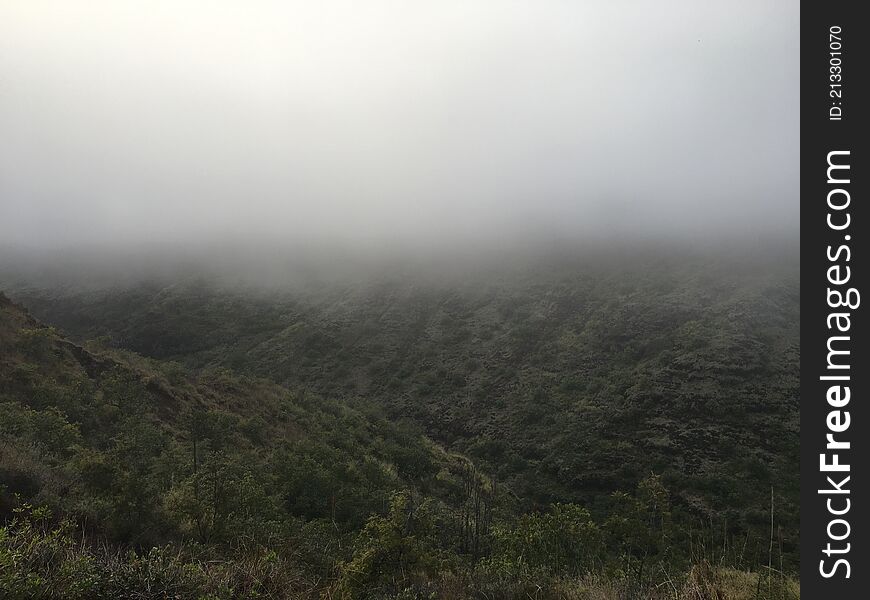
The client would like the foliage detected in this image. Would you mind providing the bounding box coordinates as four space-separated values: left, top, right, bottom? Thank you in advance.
7 255 800 568
487 503 603 577
0 503 315 599
337 491 445 598
0 252 800 600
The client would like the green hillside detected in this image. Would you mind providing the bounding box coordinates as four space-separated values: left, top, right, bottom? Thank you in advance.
0 251 800 598
11 257 800 535
0 292 496 597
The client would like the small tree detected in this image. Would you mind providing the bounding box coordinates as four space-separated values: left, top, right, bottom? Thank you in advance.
489 503 603 577
337 490 440 598
604 474 673 583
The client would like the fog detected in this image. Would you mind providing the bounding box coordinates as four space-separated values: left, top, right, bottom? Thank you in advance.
1 1 798 259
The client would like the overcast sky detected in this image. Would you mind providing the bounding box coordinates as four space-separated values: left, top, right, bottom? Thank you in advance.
0 1 798 253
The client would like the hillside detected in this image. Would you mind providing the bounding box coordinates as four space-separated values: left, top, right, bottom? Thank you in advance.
0 292 506 597
0 286 802 598
4 251 800 566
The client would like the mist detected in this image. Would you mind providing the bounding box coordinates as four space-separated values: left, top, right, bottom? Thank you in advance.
1 1 798 259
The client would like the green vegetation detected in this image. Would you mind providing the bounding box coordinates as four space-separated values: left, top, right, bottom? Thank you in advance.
0 254 800 597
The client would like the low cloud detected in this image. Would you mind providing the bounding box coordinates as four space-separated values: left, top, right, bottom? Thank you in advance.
0 1 798 254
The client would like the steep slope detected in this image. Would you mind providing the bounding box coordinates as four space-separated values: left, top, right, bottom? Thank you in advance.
0 291 483 553
5 252 800 565
0 258 803 598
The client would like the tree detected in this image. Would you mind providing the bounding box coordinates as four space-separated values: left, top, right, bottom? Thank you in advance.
489 503 603 577
603 474 673 583
337 490 441 598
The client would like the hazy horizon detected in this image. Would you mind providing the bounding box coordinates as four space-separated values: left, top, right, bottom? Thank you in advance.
1 1 798 256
